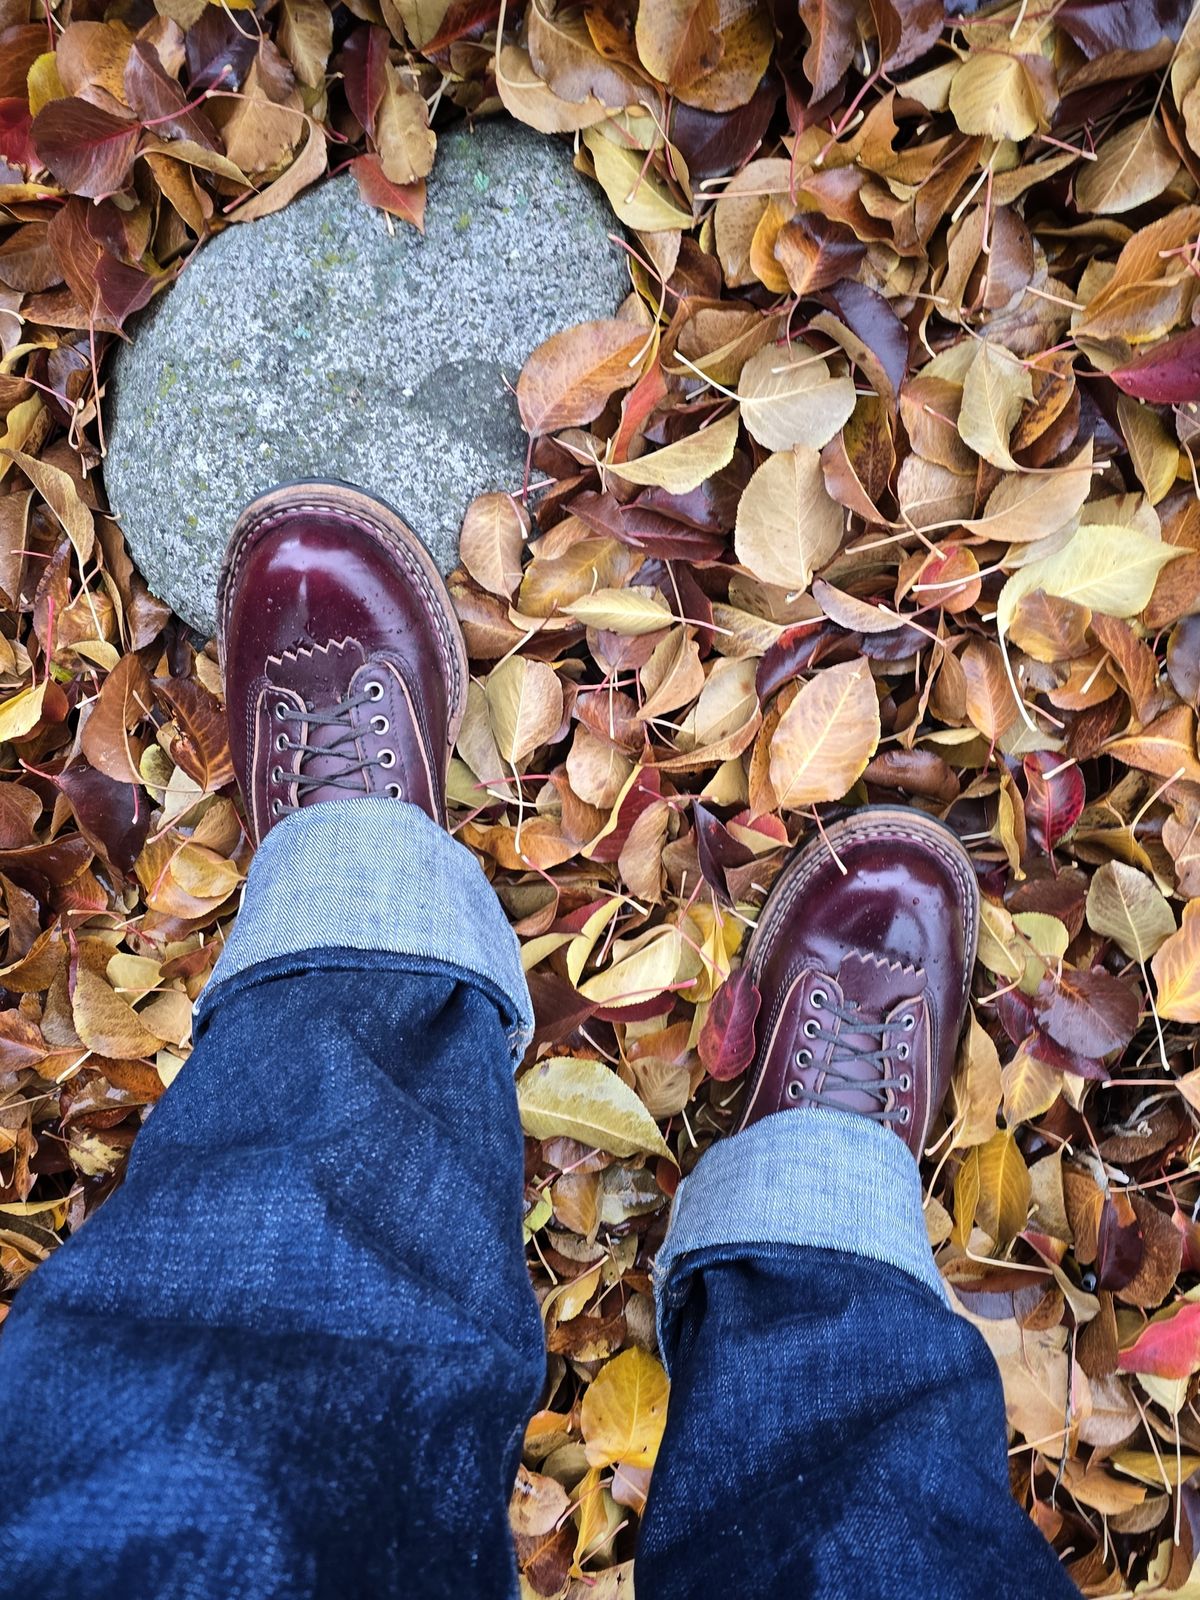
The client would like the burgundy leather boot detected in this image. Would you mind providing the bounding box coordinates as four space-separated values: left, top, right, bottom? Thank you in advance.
737 807 980 1157
218 481 468 844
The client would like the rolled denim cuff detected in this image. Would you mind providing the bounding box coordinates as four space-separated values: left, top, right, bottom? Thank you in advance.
196 797 532 1060
653 1109 948 1364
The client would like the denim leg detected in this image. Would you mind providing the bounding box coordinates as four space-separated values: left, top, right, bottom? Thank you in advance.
637 1111 1079 1600
0 800 544 1600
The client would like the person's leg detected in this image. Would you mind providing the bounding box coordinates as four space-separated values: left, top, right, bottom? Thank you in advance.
637 810 1079 1599
0 485 545 1600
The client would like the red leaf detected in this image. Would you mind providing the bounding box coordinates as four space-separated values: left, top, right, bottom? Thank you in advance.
52 756 150 877
1117 1300 1200 1379
123 39 220 150
30 98 139 200
1110 325 1200 405
341 25 389 139
693 801 753 906
350 153 425 232
1096 1195 1144 1292
699 968 761 1081
1022 750 1085 853
1033 968 1139 1058
0 98 35 170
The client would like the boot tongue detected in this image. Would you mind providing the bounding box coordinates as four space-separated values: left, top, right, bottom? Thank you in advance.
814 952 926 1109
293 642 373 803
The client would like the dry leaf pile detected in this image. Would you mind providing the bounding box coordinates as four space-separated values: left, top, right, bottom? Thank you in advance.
6 0 1200 1592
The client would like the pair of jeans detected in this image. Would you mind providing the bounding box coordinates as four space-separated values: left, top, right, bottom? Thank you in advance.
0 799 1077 1598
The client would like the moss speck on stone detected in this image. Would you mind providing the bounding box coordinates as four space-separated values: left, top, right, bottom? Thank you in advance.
455 211 472 231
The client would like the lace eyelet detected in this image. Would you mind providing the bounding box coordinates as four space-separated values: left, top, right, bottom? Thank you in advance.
275 701 288 720
385 782 403 799
897 1042 910 1060
275 733 288 752
379 749 397 769
794 1048 812 1067
902 1013 916 1032
899 1105 911 1125
271 798 283 816
370 714 389 735
365 680 384 702
899 1073 911 1092
810 987 827 1009
786 1080 802 1100
271 765 283 783
802 1018 819 1039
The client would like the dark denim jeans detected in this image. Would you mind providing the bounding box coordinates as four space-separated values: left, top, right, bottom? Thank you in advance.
0 804 1078 1599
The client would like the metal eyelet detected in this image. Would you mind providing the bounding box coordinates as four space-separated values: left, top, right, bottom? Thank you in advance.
794 1048 812 1067
378 749 397 769
802 1018 819 1039
370 714 389 735
271 765 283 783
899 1105 911 1125
787 1080 802 1100
271 798 284 815
365 681 384 701
902 1013 916 1032
810 987 827 1008
899 1073 911 1092
275 701 288 719
275 733 288 752
897 1041 910 1060
385 783 403 799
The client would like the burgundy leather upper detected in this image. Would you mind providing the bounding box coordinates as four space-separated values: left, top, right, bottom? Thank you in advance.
738 808 980 1157
219 486 467 844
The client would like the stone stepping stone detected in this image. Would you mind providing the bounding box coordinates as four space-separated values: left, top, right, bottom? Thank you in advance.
104 119 627 635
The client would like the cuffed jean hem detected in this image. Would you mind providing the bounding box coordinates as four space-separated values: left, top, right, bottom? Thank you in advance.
195 796 533 1059
653 1109 948 1364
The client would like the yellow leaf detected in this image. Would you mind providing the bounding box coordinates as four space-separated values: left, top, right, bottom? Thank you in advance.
1086 861 1176 962
948 49 1055 141
376 64 435 185
564 588 673 635
1001 1046 1061 1125
0 681 48 745
71 968 164 1059
27 52 65 116
738 343 856 452
950 1009 1003 1149
734 444 844 591
1075 115 1179 215
607 408 740 493
1152 900 1200 1022
583 125 694 231
767 657 880 809
516 1056 673 1160
957 340 1034 471
997 525 1183 637
485 656 564 765
580 1346 669 1468
958 1128 1030 1248
579 925 686 1008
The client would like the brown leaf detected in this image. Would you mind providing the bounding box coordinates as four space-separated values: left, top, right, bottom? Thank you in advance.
80 652 154 785
517 321 647 436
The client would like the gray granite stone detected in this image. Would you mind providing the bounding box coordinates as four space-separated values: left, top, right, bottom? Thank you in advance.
104 120 627 635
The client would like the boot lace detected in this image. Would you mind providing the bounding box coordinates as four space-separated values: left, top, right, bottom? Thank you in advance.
270 682 402 815
789 990 914 1125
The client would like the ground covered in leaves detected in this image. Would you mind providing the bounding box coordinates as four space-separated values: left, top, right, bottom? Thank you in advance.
5 0 1200 1593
